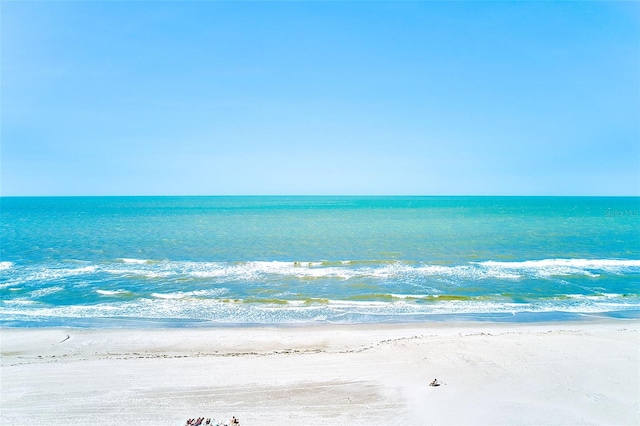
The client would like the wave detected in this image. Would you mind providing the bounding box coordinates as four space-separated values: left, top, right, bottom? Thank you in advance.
151 289 229 300
1 265 98 287
479 259 640 268
0 261 14 270
104 258 640 282
96 289 132 296
3 258 639 288
476 259 640 277
2 299 38 305
151 292 187 300
1 293 638 325
30 286 65 298
563 293 628 300
117 258 154 264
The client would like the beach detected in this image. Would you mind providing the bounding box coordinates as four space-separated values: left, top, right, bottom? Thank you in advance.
2 320 638 425
3 0 639 421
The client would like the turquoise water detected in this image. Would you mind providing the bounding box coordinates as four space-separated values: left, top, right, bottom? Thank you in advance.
1 196 639 327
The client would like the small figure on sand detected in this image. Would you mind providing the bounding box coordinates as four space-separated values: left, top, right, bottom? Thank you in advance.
429 378 441 387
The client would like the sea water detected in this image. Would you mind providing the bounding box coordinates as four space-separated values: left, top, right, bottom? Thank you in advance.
1 196 638 327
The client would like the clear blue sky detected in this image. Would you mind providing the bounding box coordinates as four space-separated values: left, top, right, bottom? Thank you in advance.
2 1 638 196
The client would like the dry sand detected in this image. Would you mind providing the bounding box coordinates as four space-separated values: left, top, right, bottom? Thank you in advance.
2 320 639 425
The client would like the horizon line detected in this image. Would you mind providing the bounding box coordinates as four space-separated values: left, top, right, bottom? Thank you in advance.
1 194 639 198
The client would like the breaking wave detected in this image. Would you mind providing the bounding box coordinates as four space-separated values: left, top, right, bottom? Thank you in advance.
3 258 638 286
1 257 638 326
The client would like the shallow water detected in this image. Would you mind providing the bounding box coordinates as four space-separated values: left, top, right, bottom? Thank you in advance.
1 196 638 326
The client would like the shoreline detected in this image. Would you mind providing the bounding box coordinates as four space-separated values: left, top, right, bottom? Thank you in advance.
2 307 639 330
2 320 639 425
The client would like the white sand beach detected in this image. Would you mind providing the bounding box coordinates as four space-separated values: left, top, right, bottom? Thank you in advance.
2 320 639 426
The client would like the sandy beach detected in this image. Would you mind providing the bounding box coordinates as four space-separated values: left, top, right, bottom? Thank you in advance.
2 320 638 425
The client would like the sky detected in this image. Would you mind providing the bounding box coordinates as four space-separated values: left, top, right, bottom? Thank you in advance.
1 1 639 196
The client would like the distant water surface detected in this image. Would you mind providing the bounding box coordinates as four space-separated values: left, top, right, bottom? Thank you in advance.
1 196 638 327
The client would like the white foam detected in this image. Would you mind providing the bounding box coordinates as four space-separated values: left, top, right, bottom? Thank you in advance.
138 258 639 284
118 258 152 264
7 258 640 291
1 292 638 325
69 266 97 273
148 289 228 300
96 289 131 296
565 293 624 300
0 261 14 270
477 258 640 277
3 257 638 325
389 294 434 299
30 286 64 298
103 267 174 278
184 261 356 280
17 258 634 288
3 299 37 305
151 292 186 299
20 266 98 284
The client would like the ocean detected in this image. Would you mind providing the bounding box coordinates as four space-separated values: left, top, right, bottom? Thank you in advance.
1 196 638 327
